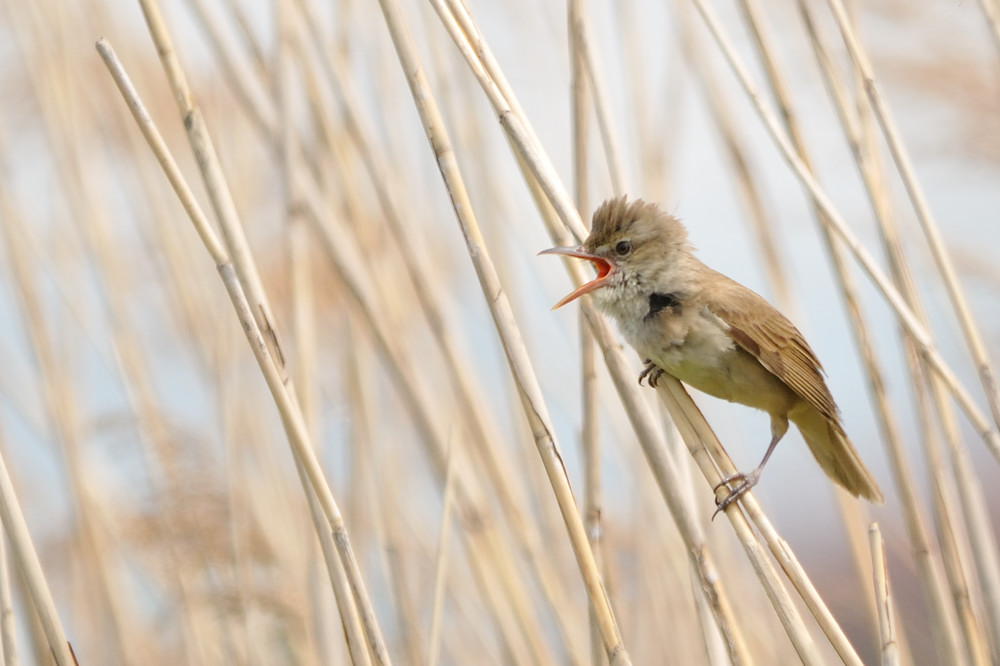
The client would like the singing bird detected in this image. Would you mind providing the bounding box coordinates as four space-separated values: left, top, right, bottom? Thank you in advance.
542 197 883 511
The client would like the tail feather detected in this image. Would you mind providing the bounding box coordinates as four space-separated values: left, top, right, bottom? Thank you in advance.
792 406 884 504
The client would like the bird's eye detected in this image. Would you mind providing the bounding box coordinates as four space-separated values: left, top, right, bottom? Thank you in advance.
615 240 632 255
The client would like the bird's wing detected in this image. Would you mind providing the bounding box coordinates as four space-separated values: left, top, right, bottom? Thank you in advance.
707 274 840 424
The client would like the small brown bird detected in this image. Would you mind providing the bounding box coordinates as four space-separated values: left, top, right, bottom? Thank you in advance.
542 197 883 511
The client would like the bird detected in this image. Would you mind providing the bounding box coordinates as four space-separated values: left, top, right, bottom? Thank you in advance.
541 196 883 513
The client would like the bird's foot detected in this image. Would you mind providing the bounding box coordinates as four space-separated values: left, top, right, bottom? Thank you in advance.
638 360 665 388
711 470 761 520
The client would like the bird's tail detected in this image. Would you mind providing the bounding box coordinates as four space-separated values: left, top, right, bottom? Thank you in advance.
792 406 884 504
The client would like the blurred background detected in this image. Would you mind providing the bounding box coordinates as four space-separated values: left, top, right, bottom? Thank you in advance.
0 0 998 663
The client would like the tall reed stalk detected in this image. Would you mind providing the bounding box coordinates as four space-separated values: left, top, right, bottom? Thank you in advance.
0 0 994 663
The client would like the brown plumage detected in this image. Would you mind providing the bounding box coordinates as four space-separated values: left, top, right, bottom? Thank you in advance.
542 196 883 509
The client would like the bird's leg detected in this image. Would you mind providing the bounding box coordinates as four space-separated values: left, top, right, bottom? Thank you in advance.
638 359 665 387
712 415 788 519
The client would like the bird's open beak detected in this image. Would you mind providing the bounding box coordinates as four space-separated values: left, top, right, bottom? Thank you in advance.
538 246 614 309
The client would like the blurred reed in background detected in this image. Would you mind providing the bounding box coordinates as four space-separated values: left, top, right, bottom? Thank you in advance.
0 0 998 664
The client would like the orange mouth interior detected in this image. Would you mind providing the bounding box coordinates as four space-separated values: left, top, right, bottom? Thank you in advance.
592 256 611 280
552 255 613 309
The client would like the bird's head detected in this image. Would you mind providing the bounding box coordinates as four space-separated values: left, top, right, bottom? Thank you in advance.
540 196 690 309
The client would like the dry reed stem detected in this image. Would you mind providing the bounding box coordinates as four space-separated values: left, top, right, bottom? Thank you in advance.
580 318 606 666
374 0 630 661
219 0 270 83
585 8 809 659
92 42 225 261
135 0 281 359
732 0 886 633
340 330 389 666
680 9 1000 654
568 3 608 663
0 533 16 666
74 131 207 664
42 29 214 659
0 141 74 666
18 579 49 666
869 524 900 665
298 167 561 663
877 135 998 666
564 8 751 644
824 1 1000 653
299 160 568 662
977 0 1000 56
567 0 616 666
5 17 137 660
652 377 826 664
578 305 755 664
806 4 1000 659
935 406 1000 662
369 442 425 665
288 7 586 650
0 197 131 665
678 14 792 312
182 0 277 137
0 0 992 663
796 7 974 662
222 259 391 664
425 0 868 660
521 73 757 666
426 0 588 243
279 13 373 663
573 3 865 660
659 374 872 665
823 0 1000 440
127 13 386 649
95 32 390 664
930 464 992 665
416 7 590 656
0 430 73 666
745 500 866 665
688 567 735 666
688 0 1000 463
426 440 456 666
567 2 626 196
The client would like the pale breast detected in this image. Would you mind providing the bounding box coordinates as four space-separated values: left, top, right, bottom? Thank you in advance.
633 304 800 417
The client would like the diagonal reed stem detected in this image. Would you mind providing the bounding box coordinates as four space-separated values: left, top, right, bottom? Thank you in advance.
374 0 630 661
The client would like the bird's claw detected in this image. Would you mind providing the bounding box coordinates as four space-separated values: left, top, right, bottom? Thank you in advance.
711 472 757 520
638 360 665 388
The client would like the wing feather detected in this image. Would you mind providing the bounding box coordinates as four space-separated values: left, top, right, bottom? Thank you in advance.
707 273 840 424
